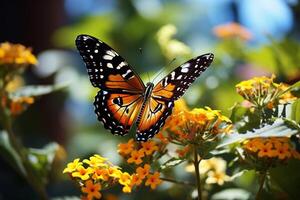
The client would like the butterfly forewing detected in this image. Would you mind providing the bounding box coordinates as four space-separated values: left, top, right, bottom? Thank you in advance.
76 34 145 136
94 90 143 136
152 53 214 100
76 34 145 92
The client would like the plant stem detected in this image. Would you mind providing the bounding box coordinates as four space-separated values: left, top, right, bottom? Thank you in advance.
193 144 202 200
1 104 48 200
160 177 195 187
255 170 267 200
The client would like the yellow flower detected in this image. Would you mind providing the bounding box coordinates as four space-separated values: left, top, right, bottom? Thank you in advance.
122 185 132 193
277 83 297 104
118 172 132 186
72 166 93 180
81 180 102 200
127 150 145 165
136 164 150 179
0 42 37 65
118 139 134 155
83 155 107 168
63 158 82 173
141 141 159 155
107 167 122 179
199 157 227 174
5 75 24 92
145 172 162 189
206 170 230 185
213 22 252 41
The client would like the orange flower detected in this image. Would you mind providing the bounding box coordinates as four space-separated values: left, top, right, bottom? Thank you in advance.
118 139 134 155
155 132 169 144
145 172 162 189
10 97 34 115
131 174 143 186
176 145 190 158
257 142 276 158
244 138 264 152
81 180 102 200
141 141 159 155
213 22 252 41
136 164 150 179
274 142 292 160
127 150 145 165
72 166 93 180
92 168 109 181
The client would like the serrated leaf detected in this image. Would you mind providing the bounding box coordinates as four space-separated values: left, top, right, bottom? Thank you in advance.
217 119 299 148
9 84 67 99
0 130 26 176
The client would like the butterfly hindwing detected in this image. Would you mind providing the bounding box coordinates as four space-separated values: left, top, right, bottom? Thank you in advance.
76 34 145 92
94 90 143 136
136 97 174 141
152 53 214 100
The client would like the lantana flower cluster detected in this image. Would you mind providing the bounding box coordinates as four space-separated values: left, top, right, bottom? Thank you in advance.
161 100 232 157
118 139 162 190
235 75 296 109
63 155 135 200
0 42 37 116
243 137 300 161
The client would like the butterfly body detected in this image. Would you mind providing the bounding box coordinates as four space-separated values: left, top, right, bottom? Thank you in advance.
76 34 214 141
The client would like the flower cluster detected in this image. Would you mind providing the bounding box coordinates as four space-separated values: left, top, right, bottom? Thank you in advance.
0 42 37 66
235 75 296 109
118 139 163 190
186 157 230 185
243 137 300 161
163 101 232 145
213 22 252 41
63 155 135 199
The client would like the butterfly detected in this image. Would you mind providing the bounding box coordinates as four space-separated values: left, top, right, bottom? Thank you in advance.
76 34 214 141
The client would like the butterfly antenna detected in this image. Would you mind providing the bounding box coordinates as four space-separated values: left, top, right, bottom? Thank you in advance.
151 58 176 83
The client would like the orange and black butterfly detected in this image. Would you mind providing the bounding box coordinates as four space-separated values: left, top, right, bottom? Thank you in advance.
76 34 214 141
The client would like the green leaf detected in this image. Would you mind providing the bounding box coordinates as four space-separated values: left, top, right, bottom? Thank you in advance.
28 142 60 184
159 157 185 171
211 188 251 200
270 160 300 198
217 119 299 148
291 99 300 124
0 130 26 176
9 84 67 99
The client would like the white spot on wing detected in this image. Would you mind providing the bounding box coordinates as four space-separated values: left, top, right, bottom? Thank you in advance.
107 63 113 68
181 68 189 73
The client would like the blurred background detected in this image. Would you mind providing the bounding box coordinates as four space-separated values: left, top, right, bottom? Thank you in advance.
0 0 300 199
